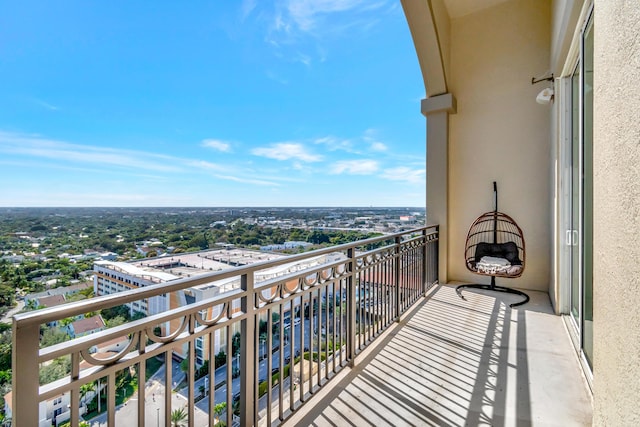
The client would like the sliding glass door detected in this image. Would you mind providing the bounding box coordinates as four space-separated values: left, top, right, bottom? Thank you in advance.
582 14 594 368
567 10 593 370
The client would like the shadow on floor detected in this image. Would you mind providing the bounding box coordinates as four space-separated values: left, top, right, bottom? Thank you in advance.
285 285 591 427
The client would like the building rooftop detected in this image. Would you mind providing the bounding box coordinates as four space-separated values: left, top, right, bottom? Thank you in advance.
71 315 106 335
37 294 66 308
95 248 348 301
97 248 288 282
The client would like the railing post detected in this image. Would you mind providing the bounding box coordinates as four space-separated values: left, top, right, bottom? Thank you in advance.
12 320 40 427
435 225 440 283
422 229 428 297
395 236 401 321
240 271 256 427
347 248 356 367
71 352 81 427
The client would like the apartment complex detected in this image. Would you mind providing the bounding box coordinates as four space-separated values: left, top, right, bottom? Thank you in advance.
94 248 344 364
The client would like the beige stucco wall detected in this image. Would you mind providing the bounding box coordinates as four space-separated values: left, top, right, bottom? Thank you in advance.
447 0 551 291
592 1 640 424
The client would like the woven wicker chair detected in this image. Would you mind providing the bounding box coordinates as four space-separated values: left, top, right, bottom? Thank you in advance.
456 182 529 307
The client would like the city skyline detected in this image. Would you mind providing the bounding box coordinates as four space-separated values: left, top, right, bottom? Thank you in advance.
0 1 426 207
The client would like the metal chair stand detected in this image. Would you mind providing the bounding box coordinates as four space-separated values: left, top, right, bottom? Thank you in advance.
456 276 530 308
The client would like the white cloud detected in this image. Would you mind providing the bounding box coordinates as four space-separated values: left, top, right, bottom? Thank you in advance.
330 159 378 175
187 160 227 172
32 98 60 111
256 0 389 64
252 142 322 162
201 139 232 152
0 131 181 173
265 70 289 85
362 128 387 152
286 0 383 32
313 131 392 155
241 0 257 19
370 141 387 151
314 136 354 152
295 52 312 66
0 131 278 189
381 166 425 184
214 174 280 186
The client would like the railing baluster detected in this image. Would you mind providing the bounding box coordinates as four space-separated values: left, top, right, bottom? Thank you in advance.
395 236 401 319
278 302 284 422
289 296 296 412
187 317 196 425
347 248 356 367
137 359 145 427
267 306 273 425
165 350 172 427
226 324 233 427
208 327 215 426
366 273 371 342
240 271 256 427
70 352 80 427
331 281 337 375
299 293 305 402
308 291 314 393
107 371 116 426
137 331 146 427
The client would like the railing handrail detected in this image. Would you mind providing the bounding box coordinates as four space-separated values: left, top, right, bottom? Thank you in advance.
13 225 438 327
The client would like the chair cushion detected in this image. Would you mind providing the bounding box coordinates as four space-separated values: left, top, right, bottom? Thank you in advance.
474 242 522 265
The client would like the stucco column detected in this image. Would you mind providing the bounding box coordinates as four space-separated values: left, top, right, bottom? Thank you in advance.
422 93 456 284
593 1 640 424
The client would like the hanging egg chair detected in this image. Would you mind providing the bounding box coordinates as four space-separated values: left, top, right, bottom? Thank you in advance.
456 182 529 307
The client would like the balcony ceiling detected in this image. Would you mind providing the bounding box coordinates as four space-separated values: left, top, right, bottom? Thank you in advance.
444 0 511 18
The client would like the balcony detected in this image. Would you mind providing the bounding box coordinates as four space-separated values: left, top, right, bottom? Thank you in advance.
283 285 593 426
11 225 591 426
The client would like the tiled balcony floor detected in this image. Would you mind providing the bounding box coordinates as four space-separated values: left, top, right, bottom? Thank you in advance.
284 284 592 426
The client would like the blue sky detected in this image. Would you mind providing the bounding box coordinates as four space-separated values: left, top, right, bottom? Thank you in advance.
0 1 425 207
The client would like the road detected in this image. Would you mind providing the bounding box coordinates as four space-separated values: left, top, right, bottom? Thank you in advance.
0 299 24 324
185 319 312 405
86 315 331 425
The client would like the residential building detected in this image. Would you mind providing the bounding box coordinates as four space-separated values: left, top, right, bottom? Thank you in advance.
4 390 84 427
25 282 92 307
34 294 66 309
67 315 106 338
93 248 344 365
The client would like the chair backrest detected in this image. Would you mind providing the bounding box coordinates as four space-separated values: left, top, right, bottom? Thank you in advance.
464 211 525 278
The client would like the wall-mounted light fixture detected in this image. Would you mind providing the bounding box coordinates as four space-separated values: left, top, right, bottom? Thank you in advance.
532 73 554 104
536 87 554 104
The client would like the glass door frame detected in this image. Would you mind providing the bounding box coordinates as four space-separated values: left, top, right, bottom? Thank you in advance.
558 3 594 382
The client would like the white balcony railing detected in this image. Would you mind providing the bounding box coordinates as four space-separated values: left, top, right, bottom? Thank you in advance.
12 226 438 427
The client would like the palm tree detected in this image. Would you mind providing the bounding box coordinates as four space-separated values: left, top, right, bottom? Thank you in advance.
213 402 227 423
80 382 95 407
171 408 188 427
